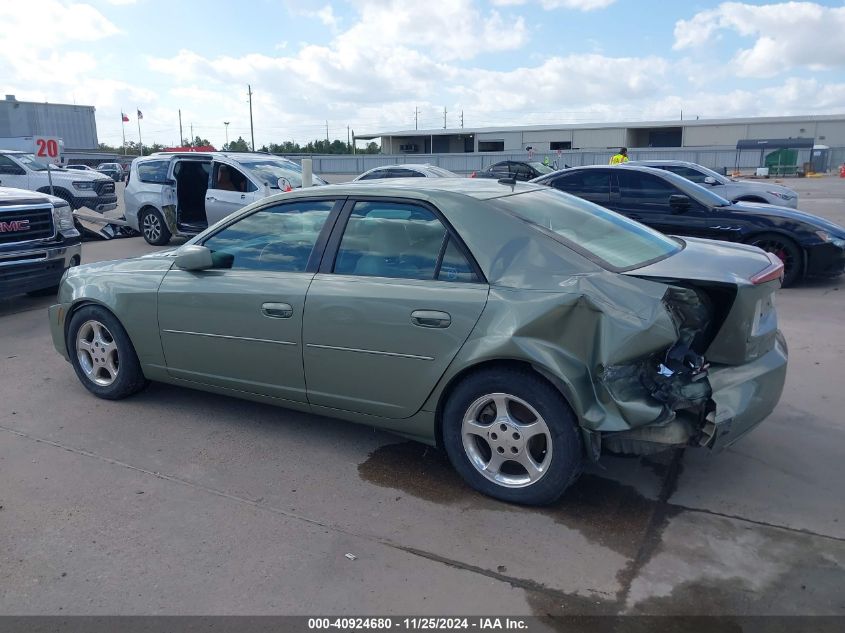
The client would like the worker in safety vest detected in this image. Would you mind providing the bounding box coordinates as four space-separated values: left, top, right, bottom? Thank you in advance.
609 147 629 165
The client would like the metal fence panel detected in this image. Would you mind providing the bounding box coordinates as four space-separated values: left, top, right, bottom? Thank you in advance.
289 146 845 176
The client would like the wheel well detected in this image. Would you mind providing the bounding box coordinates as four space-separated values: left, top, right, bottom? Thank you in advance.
433 359 574 450
743 231 806 277
63 300 122 356
139 205 161 217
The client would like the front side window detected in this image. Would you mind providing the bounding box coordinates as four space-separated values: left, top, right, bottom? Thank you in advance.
0 155 25 174
550 171 611 201
333 201 477 282
492 188 681 270
14 154 50 171
202 200 333 272
212 163 256 192
136 160 169 184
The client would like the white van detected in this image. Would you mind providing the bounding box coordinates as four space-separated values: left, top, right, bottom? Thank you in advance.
124 152 327 245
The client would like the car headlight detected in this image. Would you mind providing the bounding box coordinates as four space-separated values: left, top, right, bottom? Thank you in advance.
72 181 95 190
53 203 76 231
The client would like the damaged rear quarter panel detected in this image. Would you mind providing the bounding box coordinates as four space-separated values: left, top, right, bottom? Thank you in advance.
425 270 684 433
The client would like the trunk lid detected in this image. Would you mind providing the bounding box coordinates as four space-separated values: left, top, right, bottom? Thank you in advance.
625 237 780 365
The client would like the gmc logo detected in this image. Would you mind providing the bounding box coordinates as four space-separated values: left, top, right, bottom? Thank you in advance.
0 220 30 233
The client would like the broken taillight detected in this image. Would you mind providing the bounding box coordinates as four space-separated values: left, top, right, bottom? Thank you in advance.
750 252 784 285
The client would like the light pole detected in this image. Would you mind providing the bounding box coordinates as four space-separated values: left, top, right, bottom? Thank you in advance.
224 121 230 148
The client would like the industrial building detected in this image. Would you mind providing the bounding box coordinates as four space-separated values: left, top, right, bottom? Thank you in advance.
357 114 845 154
0 94 98 149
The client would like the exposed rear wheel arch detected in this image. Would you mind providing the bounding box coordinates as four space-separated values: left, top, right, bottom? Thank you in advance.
140 206 171 245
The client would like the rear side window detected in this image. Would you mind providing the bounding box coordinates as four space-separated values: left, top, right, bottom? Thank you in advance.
136 160 169 184
359 170 388 180
389 168 426 178
333 201 478 282
618 171 679 203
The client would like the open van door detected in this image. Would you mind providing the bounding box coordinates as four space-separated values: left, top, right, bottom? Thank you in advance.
205 160 263 225
168 156 212 233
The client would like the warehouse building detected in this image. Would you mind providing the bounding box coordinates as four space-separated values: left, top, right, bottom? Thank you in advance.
357 114 845 154
0 95 98 149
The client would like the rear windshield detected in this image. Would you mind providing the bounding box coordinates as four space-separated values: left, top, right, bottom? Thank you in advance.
492 188 681 270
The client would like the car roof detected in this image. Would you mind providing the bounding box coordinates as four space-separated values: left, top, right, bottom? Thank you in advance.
148 151 295 162
287 177 547 201
626 160 698 167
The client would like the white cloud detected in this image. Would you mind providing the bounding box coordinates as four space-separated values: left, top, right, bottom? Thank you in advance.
673 2 845 77
492 0 616 9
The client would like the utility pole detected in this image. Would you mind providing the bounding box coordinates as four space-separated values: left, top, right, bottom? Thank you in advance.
248 84 255 151
326 121 330 145
443 107 447 129
190 123 194 146
224 121 230 147
178 109 183 146
347 125 351 153
415 107 420 130
460 110 464 129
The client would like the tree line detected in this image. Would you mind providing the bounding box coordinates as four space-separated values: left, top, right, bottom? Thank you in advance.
98 136 381 155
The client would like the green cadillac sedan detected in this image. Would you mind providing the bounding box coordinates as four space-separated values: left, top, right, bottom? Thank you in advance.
48 179 788 505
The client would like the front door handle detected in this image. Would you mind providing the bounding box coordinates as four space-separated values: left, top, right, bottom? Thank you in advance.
206 196 216 202
240 194 246 199
262 302 293 319
411 310 451 328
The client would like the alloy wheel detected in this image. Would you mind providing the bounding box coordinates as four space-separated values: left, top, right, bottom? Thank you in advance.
750 236 795 276
142 212 161 243
75 320 120 386
461 392 553 488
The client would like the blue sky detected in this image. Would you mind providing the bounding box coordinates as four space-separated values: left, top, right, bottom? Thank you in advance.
2 0 845 148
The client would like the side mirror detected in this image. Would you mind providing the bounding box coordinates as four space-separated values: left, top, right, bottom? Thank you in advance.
174 245 213 271
703 176 717 185
669 194 692 213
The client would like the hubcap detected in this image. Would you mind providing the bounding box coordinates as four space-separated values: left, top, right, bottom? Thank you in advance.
461 393 553 488
76 320 119 387
143 213 161 242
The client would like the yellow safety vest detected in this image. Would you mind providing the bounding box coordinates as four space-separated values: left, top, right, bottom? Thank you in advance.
609 154 629 165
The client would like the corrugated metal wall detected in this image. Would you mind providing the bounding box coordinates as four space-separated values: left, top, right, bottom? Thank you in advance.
0 100 98 148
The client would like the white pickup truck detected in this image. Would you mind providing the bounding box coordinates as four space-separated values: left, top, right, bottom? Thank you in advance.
0 150 118 212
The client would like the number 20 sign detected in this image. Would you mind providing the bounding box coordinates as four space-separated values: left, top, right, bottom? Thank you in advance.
34 137 62 165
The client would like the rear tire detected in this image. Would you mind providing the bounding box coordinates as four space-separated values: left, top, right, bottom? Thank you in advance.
745 232 802 287
67 305 148 400
141 208 171 245
442 367 582 505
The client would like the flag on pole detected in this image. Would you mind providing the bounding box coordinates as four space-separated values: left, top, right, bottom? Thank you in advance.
121 112 129 122
137 109 143 120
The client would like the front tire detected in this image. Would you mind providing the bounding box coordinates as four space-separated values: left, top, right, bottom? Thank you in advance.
141 208 171 245
442 368 582 505
745 232 802 287
67 305 148 400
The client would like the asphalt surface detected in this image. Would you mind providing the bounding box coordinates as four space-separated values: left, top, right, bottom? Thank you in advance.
0 176 843 616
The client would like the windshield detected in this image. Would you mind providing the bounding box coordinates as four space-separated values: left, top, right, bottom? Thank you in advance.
492 188 682 270
239 159 327 188
426 165 458 177
527 161 555 175
15 154 52 171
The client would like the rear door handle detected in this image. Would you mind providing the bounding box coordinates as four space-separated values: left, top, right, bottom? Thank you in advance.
262 302 293 319
206 196 216 201
240 194 246 199
411 310 451 328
